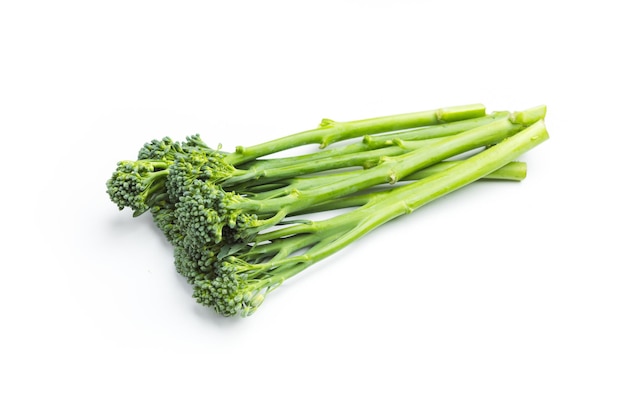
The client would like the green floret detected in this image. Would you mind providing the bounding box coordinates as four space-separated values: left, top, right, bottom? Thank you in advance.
136 134 216 161
152 199 221 285
166 150 236 203
137 136 184 161
150 201 181 244
193 257 280 317
173 179 270 247
106 160 170 216
174 180 234 245
108 135 234 216
173 245 218 285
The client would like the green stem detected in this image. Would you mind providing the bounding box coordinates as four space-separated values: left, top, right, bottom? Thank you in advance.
364 111 510 147
246 157 526 202
224 104 486 165
244 232 325 263
239 111 509 173
287 161 527 216
222 138 440 188
291 119 549 266
410 160 527 181
237 115 529 216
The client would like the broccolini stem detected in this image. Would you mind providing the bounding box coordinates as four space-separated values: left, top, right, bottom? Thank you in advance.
222 138 439 188
363 111 510 148
285 161 528 216
228 113 513 187
225 104 486 165
265 119 549 272
243 232 328 263
247 159 526 203
410 160 527 181
240 111 509 172
397 120 548 213
236 114 532 216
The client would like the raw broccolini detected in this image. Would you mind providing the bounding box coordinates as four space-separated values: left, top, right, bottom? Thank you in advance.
107 104 548 317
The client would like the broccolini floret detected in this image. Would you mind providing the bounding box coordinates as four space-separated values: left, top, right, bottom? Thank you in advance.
106 160 170 215
107 135 232 216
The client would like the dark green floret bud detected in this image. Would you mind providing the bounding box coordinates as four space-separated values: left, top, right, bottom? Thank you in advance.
150 202 181 244
166 150 235 203
191 257 273 317
137 137 184 161
173 246 219 284
106 160 170 216
173 180 256 247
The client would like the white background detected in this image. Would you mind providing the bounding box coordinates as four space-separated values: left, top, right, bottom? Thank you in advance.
1 1 624 415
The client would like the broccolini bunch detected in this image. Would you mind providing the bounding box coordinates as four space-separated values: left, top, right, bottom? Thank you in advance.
107 104 548 317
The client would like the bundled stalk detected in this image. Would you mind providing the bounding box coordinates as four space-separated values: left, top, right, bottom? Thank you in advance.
107 104 548 317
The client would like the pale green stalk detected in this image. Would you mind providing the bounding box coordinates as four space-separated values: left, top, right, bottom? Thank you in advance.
226 104 486 165
250 119 549 297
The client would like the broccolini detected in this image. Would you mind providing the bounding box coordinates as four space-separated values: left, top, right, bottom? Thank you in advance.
107 104 548 317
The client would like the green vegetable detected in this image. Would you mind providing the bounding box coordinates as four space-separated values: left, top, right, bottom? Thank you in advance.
107 104 487 217
107 104 548 317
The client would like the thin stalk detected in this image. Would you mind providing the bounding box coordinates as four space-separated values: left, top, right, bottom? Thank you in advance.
410 160 527 181
222 138 440 188
274 119 549 271
240 111 509 172
287 161 528 216
246 157 526 201
244 232 327 264
225 104 486 165
235 114 533 216
363 111 510 147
